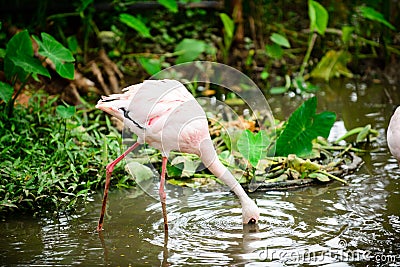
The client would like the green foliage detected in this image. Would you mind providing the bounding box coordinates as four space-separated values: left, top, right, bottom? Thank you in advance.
138 57 162 75
4 30 50 82
158 0 178 13
341 26 355 45
358 6 396 30
77 0 94 14
219 13 235 63
1 29 75 115
310 50 353 80
265 43 284 59
171 155 202 177
220 13 234 40
174 38 206 64
125 161 154 183
308 0 328 35
119 13 152 38
270 33 291 48
56 105 76 119
275 97 336 157
0 82 14 103
33 33 75 79
335 124 378 144
0 95 127 214
237 129 270 168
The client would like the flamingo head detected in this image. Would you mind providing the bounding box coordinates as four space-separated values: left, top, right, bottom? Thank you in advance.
241 197 260 224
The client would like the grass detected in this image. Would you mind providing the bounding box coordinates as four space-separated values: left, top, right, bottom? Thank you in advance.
0 94 134 215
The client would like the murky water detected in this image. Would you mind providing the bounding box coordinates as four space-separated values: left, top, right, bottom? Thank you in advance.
1 79 399 266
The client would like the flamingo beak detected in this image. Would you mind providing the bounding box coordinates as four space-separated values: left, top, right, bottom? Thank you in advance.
248 218 257 224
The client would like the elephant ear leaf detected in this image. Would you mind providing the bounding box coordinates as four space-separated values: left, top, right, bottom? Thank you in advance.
275 96 336 157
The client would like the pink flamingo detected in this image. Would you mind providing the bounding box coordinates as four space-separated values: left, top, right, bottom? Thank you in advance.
388 107 400 163
95 79 260 232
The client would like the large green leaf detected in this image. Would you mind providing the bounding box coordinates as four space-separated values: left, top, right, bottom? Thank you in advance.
308 0 328 35
237 129 270 168
359 6 396 30
32 33 75 79
4 30 33 81
174 38 206 64
119 13 152 38
275 97 336 157
310 50 353 81
9 54 50 78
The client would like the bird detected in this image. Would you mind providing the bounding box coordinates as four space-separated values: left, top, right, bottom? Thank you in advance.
387 106 400 164
95 79 260 232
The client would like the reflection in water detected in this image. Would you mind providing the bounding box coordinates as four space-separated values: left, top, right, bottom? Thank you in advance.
1 79 400 265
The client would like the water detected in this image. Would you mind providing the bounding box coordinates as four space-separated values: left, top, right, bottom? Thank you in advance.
1 79 399 266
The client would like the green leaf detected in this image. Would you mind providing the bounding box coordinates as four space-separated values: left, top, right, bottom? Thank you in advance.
126 161 154 183
9 54 50 78
293 76 319 92
310 50 353 81
275 97 336 157
237 129 270 168
119 13 152 38
260 70 269 80
270 86 288 95
174 38 206 64
0 82 14 103
308 172 330 182
356 124 371 142
4 30 33 81
157 0 178 13
171 155 202 177
5 30 33 58
341 26 354 44
56 105 76 119
33 33 75 79
270 33 291 48
308 0 328 35
359 6 396 30
138 57 162 75
0 48 6 59
265 43 283 59
76 0 93 13
219 13 235 38
67 35 80 54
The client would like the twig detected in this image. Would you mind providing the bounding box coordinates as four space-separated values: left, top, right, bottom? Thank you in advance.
317 170 349 185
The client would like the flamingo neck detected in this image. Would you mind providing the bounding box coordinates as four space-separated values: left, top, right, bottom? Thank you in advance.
200 146 248 201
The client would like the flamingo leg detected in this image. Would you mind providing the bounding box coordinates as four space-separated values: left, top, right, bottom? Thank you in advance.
97 142 140 232
160 156 168 232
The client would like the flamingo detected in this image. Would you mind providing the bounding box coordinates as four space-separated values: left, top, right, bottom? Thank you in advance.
388 106 400 163
95 79 260 231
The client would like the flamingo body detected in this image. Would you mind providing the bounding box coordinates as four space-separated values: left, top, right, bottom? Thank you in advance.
388 107 400 163
97 80 208 156
96 79 260 230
